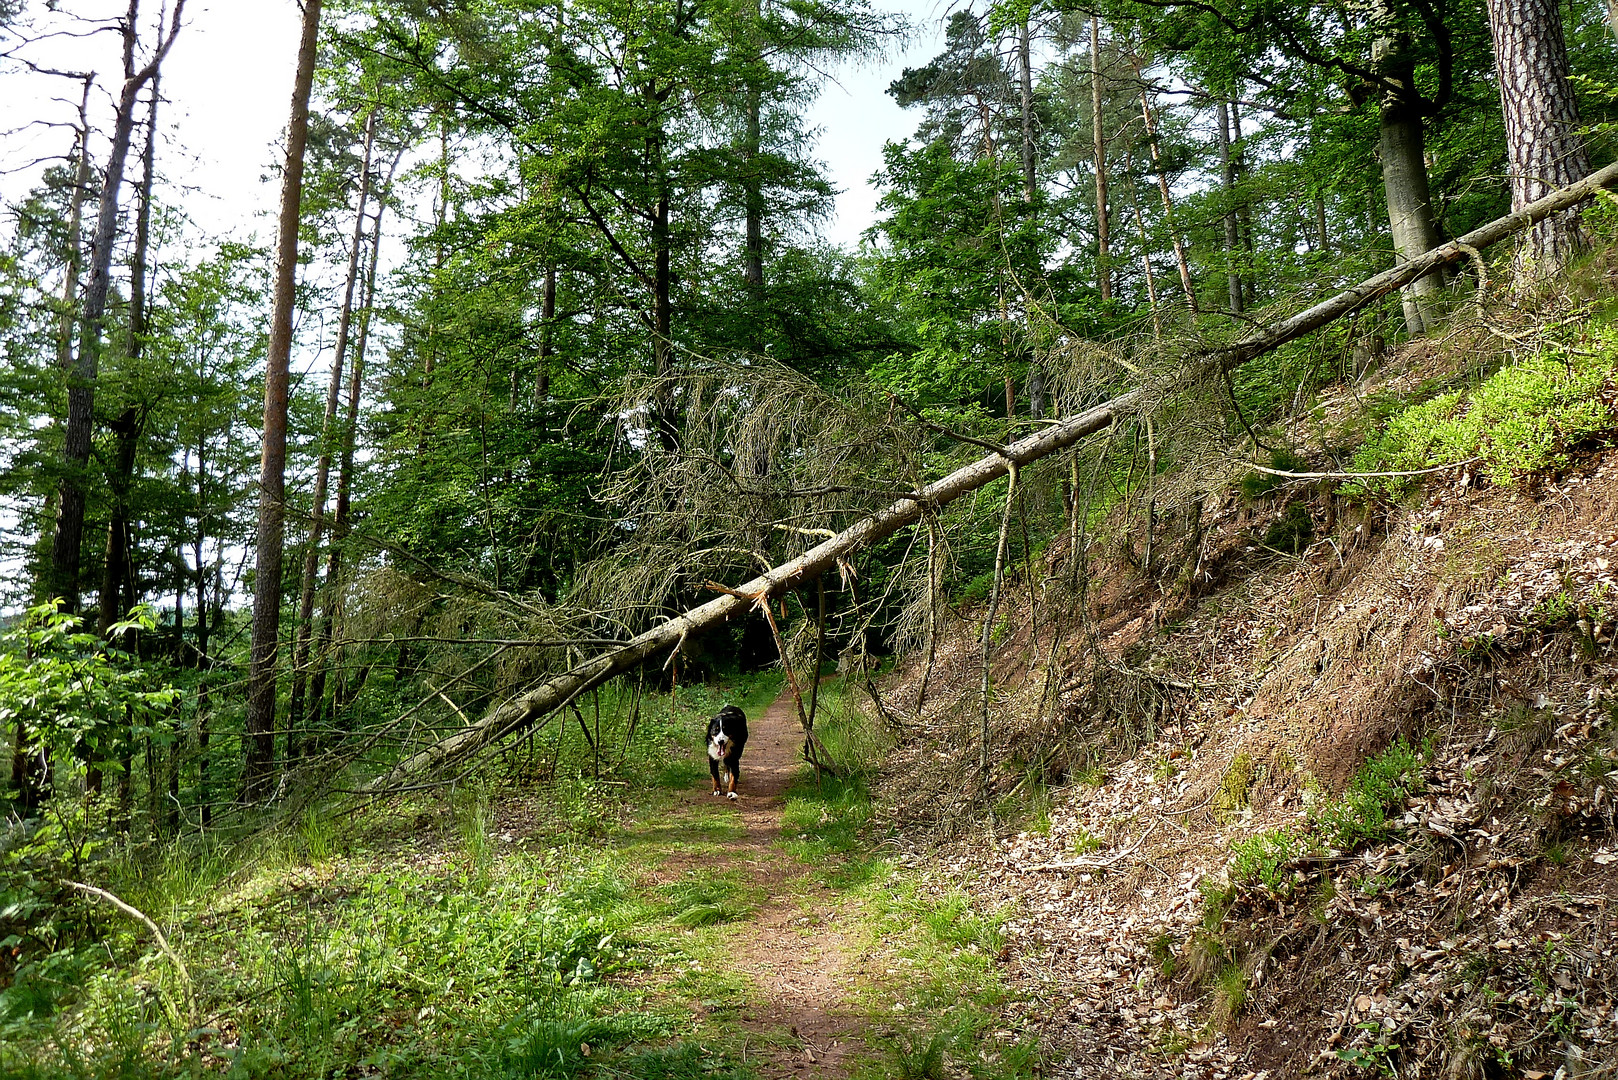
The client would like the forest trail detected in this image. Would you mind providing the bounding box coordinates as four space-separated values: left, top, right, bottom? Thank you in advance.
664 689 867 1080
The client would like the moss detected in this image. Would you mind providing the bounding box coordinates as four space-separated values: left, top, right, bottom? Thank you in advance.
1213 752 1257 821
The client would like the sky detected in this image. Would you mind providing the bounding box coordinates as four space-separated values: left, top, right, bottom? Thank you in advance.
0 0 950 250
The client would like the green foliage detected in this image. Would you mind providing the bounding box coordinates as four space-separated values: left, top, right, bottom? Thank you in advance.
1210 965 1247 1028
0 602 178 786
1349 329 1618 493
1312 739 1425 851
1238 447 1306 499
1148 932 1178 978
867 142 1048 411
883 1027 951 1080
1229 829 1309 891
1223 740 1425 898
1335 1021 1402 1074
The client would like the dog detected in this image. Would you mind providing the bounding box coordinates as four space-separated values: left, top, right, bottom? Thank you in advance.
706 704 748 800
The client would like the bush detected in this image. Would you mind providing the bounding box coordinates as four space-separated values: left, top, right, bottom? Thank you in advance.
1261 502 1314 554
1349 330 1618 493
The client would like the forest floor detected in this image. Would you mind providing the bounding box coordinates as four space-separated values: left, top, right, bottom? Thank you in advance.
869 358 1618 1076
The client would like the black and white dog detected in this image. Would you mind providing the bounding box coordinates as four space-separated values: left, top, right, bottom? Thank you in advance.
706 704 749 800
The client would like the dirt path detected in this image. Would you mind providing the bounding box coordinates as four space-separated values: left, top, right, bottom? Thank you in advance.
672 691 866 1079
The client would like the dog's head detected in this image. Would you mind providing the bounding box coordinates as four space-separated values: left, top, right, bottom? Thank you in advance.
709 731 732 760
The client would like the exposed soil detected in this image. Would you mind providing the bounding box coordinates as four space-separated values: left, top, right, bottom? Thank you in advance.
668 692 867 1080
871 410 1618 1076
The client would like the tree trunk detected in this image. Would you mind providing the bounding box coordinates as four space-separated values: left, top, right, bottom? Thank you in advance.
1128 170 1163 340
534 266 555 406
1373 2 1447 335
1018 14 1037 203
52 79 92 412
48 0 184 612
1486 0 1591 271
359 159 1618 793
1232 97 1255 308
1135 65 1196 311
1091 15 1111 301
1216 99 1243 314
743 87 765 291
38 83 91 803
97 71 160 646
311 156 396 734
244 0 321 800
289 107 376 762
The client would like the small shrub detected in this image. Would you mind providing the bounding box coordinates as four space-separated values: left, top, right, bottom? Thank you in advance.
1229 829 1309 891
1312 739 1425 850
1349 331 1618 493
1261 502 1314 554
1238 448 1307 500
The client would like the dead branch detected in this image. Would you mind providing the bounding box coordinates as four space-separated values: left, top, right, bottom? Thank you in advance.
1026 823 1156 871
63 880 195 1027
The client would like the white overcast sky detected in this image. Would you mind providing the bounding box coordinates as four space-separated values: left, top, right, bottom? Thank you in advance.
1 0 950 250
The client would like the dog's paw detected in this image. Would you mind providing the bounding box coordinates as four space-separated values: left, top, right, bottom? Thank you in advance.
726 791 738 801
711 789 722 796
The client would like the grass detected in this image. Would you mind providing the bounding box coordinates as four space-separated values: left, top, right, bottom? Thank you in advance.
0 670 1049 1080
0 674 785 1079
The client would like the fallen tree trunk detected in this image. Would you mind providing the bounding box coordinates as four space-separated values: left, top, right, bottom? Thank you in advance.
362 160 1618 793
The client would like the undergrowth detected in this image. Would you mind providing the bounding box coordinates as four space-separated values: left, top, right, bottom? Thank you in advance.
1 669 1050 1079
0 674 787 1079
1347 323 1618 493
1224 739 1427 894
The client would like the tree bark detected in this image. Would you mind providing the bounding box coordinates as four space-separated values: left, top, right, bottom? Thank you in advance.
1091 15 1111 302
289 107 376 761
48 0 184 612
1216 99 1243 314
1373 0 1447 334
1486 0 1591 271
244 0 321 800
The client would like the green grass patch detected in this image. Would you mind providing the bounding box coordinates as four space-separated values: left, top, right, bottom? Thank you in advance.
781 774 874 861
657 872 757 928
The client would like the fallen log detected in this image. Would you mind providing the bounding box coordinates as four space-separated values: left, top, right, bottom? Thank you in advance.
361 159 1618 792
